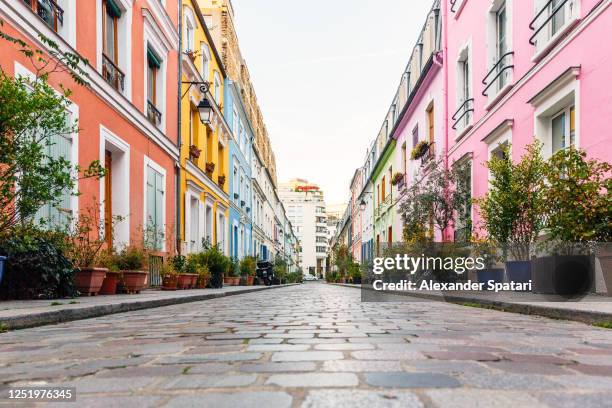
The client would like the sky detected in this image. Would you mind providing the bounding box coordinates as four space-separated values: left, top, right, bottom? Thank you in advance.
231 0 434 205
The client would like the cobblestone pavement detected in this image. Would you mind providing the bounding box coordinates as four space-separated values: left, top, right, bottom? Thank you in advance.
2 283 612 407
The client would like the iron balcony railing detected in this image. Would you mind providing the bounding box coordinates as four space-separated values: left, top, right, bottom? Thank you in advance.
421 141 436 166
24 0 64 32
102 54 126 92
482 51 514 97
452 98 474 131
529 0 572 45
375 194 393 219
147 100 162 126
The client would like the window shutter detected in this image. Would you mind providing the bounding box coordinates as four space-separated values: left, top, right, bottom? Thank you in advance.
147 48 162 69
105 0 122 18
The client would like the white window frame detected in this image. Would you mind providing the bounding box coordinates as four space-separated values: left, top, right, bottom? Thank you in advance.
200 43 211 82
531 67 580 159
96 0 133 97
99 125 130 248
214 71 221 103
143 155 167 252
485 0 514 105
455 40 473 139
183 6 196 53
531 0 580 61
143 19 169 131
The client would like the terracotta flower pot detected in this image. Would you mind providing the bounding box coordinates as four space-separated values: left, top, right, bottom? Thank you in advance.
74 267 107 296
233 277 240 286
223 276 234 286
197 276 210 289
162 275 178 290
99 271 121 295
190 274 198 288
121 270 148 294
178 274 192 290
247 275 254 286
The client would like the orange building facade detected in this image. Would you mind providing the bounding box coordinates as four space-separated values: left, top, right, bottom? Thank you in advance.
0 0 180 253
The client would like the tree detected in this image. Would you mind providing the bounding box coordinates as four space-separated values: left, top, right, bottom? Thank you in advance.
477 142 546 261
542 147 611 251
0 24 103 236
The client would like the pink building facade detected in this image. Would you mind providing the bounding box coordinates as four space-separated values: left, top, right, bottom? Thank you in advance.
343 0 611 255
446 0 612 237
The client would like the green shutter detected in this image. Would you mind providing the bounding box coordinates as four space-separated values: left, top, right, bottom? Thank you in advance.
147 48 162 69
105 0 122 18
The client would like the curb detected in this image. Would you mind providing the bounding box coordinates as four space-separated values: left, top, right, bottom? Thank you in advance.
1 284 298 331
329 283 612 326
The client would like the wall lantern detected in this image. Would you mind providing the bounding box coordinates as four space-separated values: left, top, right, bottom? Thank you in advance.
197 97 213 125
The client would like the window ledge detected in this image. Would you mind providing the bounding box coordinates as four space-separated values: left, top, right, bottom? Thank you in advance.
484 83 514 111
531 18 581 63
454 123 474 142
453 0 468 19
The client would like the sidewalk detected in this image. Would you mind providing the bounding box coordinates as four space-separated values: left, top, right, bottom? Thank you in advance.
0 284 296 331
332 283 612 325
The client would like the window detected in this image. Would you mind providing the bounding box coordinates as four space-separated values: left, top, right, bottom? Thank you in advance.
454 159 472 243
101 0 125 92
184 8 195 52
147 47 162 126
25 0 64 32
200 43 211 81
145 163 165 250
381 176 386 201
454 44 473 132
412 124 419 148
35 121 74 228
401 142 407 175
551 105 575 153
217 213 226 253
530 0 579 56
205 204 213 243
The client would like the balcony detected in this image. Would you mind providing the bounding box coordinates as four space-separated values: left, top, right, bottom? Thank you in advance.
421 142 436 167
24 0 64 32
102 54 125 92
452 98 474 133
482 52 514 100
375 194 393 219
529 0 579 58
147 101 162 126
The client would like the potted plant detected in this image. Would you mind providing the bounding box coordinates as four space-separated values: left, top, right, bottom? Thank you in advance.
391 172 405 187
67 208 109 296
478 143 546 287
161 262 178 291
171 255 190 290
218 175 226 186
189 145 201 159
410 140 430 160
196 264 210 288
114 246 149 294
97 249 121 295
535 147 610 295
471 235 504 284
202 244 229 288
240 256 256 286
205 162 215 173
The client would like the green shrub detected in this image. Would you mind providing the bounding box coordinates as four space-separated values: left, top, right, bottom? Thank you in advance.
240 256 257 277
0 227 77 300
114 246 147 270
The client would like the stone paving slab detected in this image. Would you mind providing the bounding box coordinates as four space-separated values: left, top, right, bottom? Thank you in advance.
1 283 612 407
0 284 298 330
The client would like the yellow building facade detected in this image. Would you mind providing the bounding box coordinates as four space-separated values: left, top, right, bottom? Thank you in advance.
179 0 231 255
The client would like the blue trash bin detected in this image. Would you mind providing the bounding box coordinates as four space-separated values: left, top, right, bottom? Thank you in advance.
0 256 6 286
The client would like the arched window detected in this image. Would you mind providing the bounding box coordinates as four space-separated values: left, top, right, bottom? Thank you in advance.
183 7 196 52
214 71 221 102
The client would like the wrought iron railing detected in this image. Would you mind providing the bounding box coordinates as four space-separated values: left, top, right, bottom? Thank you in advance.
24 0 64 32
452 98 474 131
147 100 162 126
454 226 472 244
529 0 572 45
421 142 436 165
102 54 125 92
482 51 514 97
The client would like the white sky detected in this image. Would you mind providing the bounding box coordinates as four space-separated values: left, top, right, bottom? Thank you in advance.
232 0 434 205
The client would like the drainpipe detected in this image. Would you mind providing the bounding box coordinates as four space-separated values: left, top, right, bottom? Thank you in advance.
442 0 451 242
176 2 183 255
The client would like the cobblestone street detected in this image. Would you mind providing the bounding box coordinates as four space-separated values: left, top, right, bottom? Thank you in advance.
2 283 612 407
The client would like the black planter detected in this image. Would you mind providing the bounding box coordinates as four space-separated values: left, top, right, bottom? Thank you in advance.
476 268 504 284
506 261 532 287
210 272 224 289
532 255 594 296
0 256 6 286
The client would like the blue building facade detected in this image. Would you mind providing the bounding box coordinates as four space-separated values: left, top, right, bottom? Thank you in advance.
225 80 253 260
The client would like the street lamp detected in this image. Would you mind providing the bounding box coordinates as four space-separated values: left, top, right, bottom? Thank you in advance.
360 199 367 211
197 97 213 125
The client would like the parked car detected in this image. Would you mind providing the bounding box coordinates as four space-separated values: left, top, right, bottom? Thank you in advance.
303 274 318 281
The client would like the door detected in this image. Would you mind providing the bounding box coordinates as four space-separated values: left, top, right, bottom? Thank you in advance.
104 150 113 248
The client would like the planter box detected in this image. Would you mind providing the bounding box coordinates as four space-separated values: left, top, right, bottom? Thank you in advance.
505 261 532 288
162 275 178 291
223 276 234 286
532 255 594 296
121 271 148 294
75 268 108 296
99 271 121 295
0 256 6 286
246 276 254 286
597 248 612 296
197 276 210 289
178 274 192 290
476 268 504 285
